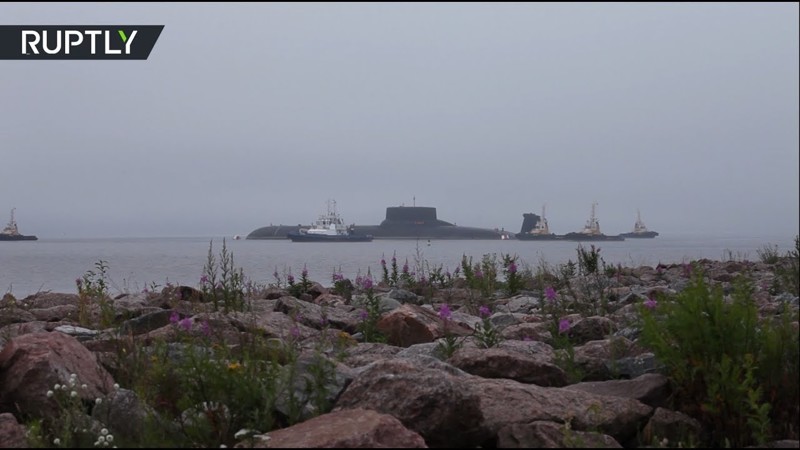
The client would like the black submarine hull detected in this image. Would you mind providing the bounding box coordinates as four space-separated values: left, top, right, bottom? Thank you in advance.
247 206 506 240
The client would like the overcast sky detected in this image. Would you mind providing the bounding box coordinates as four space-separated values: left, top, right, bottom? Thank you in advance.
1 2 798 239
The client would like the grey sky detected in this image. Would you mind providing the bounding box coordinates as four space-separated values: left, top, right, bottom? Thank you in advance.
1 2 798 238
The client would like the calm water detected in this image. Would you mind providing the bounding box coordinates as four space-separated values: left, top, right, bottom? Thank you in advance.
1 234 796 298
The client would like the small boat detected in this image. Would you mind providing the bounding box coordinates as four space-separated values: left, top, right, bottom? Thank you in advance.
619 209 659 238
562 202 624 241
516 204 561 240
0 208 38 241
287 200 373 242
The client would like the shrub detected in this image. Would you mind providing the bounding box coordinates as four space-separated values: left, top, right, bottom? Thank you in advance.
639 272 799 447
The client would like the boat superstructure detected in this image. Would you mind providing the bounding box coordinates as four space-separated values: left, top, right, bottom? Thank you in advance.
516 205 560 240
619 209 659 238
287 200 373 242
563 202 624 241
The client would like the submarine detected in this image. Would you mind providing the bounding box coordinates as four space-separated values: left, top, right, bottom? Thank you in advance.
246 206 508 240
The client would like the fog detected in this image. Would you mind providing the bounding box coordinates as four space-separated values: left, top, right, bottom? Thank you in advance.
1 3 798 239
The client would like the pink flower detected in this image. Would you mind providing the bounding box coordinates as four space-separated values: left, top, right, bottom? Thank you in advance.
558 319 571 334
179 317 192 332
545 286 557 301
507 262 517 274
439 304 452 321
200 275 209 284
359 276 373 291
169 311 180 324
644 297 658 310
478 305 491 318
201 320 211 336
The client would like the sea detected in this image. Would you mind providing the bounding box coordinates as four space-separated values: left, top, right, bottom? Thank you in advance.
1 234 796 299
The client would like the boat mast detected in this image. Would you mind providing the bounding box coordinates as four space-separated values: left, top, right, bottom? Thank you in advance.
537 204 550 234
588 202 600 234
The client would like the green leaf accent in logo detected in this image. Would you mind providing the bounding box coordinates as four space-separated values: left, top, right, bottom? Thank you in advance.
118 30 128 43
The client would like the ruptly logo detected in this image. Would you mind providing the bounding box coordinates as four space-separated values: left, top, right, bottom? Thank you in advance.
0 25 164 60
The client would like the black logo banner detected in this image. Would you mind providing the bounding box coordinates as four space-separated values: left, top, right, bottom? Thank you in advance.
0 25 164 60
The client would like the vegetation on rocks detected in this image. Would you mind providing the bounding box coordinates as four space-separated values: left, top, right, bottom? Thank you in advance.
0 237 797 448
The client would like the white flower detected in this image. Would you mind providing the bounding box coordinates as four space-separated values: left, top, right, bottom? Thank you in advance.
95 398 102 405
113 383 120 390
53 438 61 445
70 373 77 380
54 383 61 390
46 390 54 398
100 428 109 436
97 436 105 444
62 384 69 391
82 384 88 390
105 435 114 443
70 391 77 398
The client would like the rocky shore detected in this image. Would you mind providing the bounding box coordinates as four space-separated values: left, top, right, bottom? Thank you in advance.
0 255 798 448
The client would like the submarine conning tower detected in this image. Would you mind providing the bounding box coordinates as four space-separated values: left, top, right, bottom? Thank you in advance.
379 206 454 227
519 213 542 234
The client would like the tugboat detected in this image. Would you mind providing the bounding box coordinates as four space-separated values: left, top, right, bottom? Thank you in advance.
287 200 373 242
516 205 561 240
562 202 624 241
619 209 659 238
0 208 38 241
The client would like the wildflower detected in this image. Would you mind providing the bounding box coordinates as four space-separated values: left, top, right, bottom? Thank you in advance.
54 383 61 390
478 305 491 318
113 383 120 390
101 429 109 436
200 275 209 284
302 265 308 278
439 304 452 321
287 274 295 284
644 297 658 310
46 390 54 398
559 318 571 334
75 278 81 287
380 258 386 267
545 286 557 301
70 391 77 398
53 438 61 446
290 325 300 338
475 269 483 279
507 262 517 274
95 398 102 405
201 320 211 336
169 311 180 324
359 276 373 291
402 261 409 274
179 317 192 332
106 435 114 443
227 362 242 372
358 309 369 321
